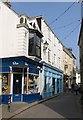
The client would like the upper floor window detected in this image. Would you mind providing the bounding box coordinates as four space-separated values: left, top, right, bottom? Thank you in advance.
25 18 27 25
20 17 24 24
54 54 56 65
29 30 41 58
48 49 51 63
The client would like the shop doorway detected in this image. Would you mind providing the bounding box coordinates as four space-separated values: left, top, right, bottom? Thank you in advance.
57 79 59 93
52 78 55 95
13 72 22 102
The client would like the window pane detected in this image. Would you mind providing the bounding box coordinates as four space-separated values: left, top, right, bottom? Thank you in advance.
28 74 39 94
2 73 8 94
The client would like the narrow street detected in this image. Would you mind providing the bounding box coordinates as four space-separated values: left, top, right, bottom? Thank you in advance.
12 92 81 119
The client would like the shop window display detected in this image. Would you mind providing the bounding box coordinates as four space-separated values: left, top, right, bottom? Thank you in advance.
2 73 8 94
28 74 39 94
24 75 27 94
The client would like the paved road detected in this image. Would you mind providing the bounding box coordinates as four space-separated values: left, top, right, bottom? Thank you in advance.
12 92 81 119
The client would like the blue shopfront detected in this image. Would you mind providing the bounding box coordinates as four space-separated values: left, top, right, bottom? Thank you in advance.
0 56 42 104
42 62 63 98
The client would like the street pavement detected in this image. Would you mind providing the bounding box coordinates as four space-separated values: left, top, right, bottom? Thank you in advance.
1 92 82 119
12 92 81 119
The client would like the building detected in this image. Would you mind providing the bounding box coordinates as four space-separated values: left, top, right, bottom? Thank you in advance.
0 1 43 103
62 46 76 91
76 70 81 84
41 18 63 98
0 1 77 104
78 2 83 104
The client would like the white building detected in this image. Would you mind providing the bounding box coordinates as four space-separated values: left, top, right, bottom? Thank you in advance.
0 1 64 103
0 2 43 103
29 16 63 97
76 70 81 84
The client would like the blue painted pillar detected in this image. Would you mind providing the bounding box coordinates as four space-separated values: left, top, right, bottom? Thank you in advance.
49 73 52 96
55 78 57 94
58 78 60 93
61 74 64 92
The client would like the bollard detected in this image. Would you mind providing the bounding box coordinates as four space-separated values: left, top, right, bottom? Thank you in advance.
8 95 11 112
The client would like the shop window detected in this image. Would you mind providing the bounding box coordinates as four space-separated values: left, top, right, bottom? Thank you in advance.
2 73 8 94
28 74 39 94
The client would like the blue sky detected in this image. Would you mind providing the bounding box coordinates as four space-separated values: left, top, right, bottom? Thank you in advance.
11 2 81 68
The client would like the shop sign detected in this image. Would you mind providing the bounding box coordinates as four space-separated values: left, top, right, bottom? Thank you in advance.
12 61 19 65
25 62 28 66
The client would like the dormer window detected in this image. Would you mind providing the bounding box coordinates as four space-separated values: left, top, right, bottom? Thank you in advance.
25 18 27 25
33 23 36 28
20 17 24 24
30 23 32 26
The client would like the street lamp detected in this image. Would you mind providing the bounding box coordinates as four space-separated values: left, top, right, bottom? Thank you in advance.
43 41 49 51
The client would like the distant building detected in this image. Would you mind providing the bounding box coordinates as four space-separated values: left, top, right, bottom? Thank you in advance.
62 46 76 91
76 70 81 84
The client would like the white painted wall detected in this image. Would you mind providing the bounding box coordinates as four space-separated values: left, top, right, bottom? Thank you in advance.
0 2 19 58
0 2 31 58
76 72 81 84
41 19 63 71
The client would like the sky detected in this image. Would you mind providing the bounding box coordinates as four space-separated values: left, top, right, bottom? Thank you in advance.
11 2 81 68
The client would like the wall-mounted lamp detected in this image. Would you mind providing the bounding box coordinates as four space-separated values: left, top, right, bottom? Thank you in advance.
43 41 49 51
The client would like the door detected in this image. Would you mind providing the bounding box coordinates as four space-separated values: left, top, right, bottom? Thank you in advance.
13 74 22 102
52 78 55 95
57 79 59 93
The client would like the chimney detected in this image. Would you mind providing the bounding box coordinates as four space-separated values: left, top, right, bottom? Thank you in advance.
67 48 72 53
4 0 11 8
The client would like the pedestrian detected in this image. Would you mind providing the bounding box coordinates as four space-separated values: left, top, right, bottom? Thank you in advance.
71 83 74 92
74 83 78 95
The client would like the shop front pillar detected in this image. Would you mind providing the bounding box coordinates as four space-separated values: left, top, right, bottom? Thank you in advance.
27 68 29 94
21 68 24 101
55 78 57 94
39 69 43 94
61 75 64 92
10 66 13 102
50 74 52 96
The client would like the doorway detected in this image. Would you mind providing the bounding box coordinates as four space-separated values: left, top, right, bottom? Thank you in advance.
13 73 22 102
52 78 55 95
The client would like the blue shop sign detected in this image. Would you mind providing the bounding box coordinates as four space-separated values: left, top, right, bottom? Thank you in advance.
29 68 39 75
0 67 10 73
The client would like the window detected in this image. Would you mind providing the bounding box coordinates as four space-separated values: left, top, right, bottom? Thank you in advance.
48 49 51 62
29 30 41 58
33 23 36 28
25 18 27 24
58 57 60 68
20 17 24 24
48 28 51 40
2 73 8 94
28 74 39 94
54 54 56 65
30 23 32 26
